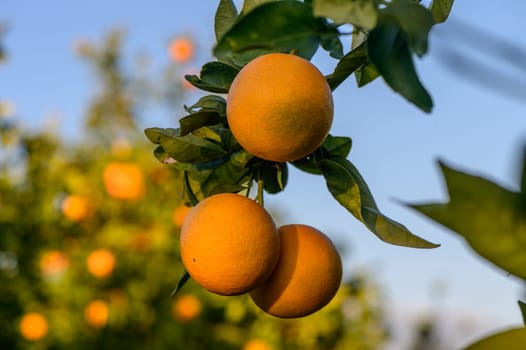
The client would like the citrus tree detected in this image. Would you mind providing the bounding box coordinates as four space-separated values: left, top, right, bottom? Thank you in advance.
0 23 388 350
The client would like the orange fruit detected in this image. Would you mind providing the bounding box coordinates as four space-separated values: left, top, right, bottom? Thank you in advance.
180 193 279 296
102 162 145 200
19 312 48 341
84 300 109 328
243 339 274 350
62 195 90 221
172 205 191 227
86 249 116 278
171 294 202 322
227 53 333 162
168 37 193 63
40 250 69 276
250 224 342 318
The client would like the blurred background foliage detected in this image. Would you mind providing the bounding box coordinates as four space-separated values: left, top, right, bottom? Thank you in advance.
0 29 393 350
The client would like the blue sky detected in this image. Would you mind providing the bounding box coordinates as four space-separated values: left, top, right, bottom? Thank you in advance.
2 1 526 347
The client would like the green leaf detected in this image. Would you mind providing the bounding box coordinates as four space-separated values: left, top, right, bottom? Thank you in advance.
208 183 247 195
184 61 239 93
519 300 526 326
320 32 344 59
430 0 454 24
383 0 434 57
355 64 380 87
322 134 352 158
313 0 378 29
214 1 332 64
326 42 368 91
320 157 439 248
179 111 226 136
144 127 227 164
367 16 433 112
291 155 322 175
185 95 227 116
241 0 276 14
410 161 526 279
170 271 191 297
215 0 238 41
463 328 526 350
199 158 252 198
262 162 289 194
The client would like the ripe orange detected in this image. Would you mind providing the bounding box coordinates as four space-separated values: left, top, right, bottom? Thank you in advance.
84 300 109 328
40 250 69 276
180 193 279 295
172 205 191 227
86 249 116 278
62 195 90 221
168 37 193 63
243 339 274 350
19 312 48 341
171 294 202 322
250 224 342 318
227 53 333 162
102 162 145 200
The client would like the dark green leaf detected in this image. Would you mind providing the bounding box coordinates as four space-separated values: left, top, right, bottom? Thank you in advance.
179 111 226 136
230 150 254 170
152 145 177 165
463 328 526 350
262 162 289 194
322 134 352 158
214 1 332 64
242 0 276 14
430 0 454 24
170 271 191 297
313 0 378 29
367 16 433 112
184 171 200 205
215 0 238 41
519 301 526 326
355 63 380 87
320 157 439 248
185 95 227 116
410 161 526 279
145 127 227 163
185 61 239 93
383 0 434 57
320 33 344 59
326 42 368 91
199 159 252 198
208 183 247 195
291 155 322 175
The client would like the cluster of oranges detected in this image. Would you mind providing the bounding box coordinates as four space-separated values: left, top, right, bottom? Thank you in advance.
178 53 342 318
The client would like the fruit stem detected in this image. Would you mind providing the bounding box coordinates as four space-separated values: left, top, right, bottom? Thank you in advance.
257 169 264 207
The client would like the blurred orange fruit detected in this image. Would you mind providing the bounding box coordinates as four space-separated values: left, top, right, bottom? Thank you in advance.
227 53 333 162
19 312 48 341
180 193 279 295
84 300 109 328
171 294 202 322
168 37 193 63
250 224 342 318
62 195 90 221
172 205 191 227
243 339 274 350
40 250 69 276
102 162 145 200
86 249 116 278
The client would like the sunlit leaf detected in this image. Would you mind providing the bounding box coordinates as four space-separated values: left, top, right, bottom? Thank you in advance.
326 42 368 91
179 111 226 136
215 0 238 41
214 1 333 64
430 0 454 24
313 0 378 29
184 61 239 93
320 157 439 248
241 0 276 14
410 161 526 279
367 16 433 112
185 95 227 116
355 64 380 87
463 328 526 350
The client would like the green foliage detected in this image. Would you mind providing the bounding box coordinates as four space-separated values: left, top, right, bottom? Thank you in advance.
184 62 239 93
214 0 238 40
410 158 526 279
463 328 526 350
313 0 378 29
519 300 526 325
430 0 455 24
